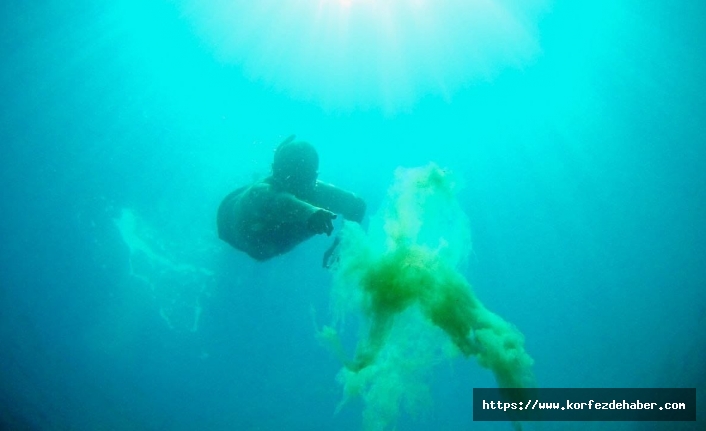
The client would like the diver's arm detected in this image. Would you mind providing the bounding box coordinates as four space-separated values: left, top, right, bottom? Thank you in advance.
260 184 338 237
253 182 317 223
311 181 366 223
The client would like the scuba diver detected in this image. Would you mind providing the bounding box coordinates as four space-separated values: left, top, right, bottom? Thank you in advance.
217 135 366 266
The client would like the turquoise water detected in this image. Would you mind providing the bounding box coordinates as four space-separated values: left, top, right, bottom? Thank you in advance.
0 1 704 430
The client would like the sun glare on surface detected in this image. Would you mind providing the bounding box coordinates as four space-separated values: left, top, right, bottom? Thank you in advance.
180 0 548 113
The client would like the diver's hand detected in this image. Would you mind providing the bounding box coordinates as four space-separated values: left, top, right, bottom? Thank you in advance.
323 236 341 268
308 209 337 236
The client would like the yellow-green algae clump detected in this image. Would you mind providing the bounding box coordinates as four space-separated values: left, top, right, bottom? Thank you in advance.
324 164 535 430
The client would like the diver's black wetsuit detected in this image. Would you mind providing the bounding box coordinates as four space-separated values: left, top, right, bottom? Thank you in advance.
217 177 365 261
